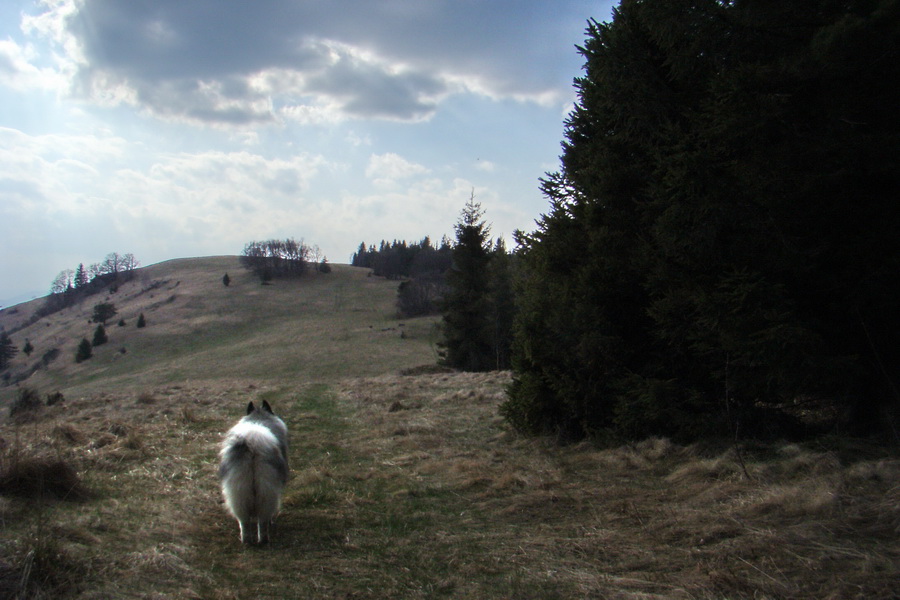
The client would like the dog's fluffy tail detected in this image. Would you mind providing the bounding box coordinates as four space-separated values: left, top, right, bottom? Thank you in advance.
219 422 288 527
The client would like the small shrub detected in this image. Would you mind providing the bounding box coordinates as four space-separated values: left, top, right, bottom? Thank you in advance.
9 387 42 420
45 391 65 406
118 319 126 327
41 348 60 367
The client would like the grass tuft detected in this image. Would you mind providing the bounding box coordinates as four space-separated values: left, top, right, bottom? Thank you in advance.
0 454 91 501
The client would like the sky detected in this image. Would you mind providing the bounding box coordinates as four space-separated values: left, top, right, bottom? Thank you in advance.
0 0 617 307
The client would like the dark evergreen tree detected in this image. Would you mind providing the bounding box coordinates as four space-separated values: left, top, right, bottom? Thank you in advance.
504 0 900 441
23 339 34 357
136 313 147 328
74 263 88 289
439 196 495 371
92 324 108 347
0 332 18 370
75 338 92 363
223 273 231 287
351 242 368 267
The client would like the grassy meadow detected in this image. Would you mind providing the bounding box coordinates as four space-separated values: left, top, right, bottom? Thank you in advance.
0 258 898 599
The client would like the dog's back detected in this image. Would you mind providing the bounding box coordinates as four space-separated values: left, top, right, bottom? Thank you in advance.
219 400 289 544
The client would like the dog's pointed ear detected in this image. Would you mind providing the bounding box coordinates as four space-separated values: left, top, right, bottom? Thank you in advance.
262 400 273 414
246 401 255 415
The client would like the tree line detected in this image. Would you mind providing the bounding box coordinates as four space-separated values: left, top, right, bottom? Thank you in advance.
40 252 140 317
351 237 454 280
498 0 900 442
50 252 139 295
241 238 310 281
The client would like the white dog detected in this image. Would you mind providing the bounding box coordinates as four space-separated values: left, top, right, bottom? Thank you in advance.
218 400 289 544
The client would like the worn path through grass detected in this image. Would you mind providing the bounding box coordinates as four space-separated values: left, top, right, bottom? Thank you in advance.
191 378 566 599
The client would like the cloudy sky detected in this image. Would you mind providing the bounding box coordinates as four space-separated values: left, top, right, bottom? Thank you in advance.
0 0 616 306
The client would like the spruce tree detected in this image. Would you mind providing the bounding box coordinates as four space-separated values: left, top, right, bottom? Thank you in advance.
74 263 88 289
137 313 147 328
75 338 92 363
439 195 494 371
92 324 108 347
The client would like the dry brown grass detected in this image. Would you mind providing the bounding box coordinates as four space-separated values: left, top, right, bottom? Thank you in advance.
324 372 900 599
0 371 897 599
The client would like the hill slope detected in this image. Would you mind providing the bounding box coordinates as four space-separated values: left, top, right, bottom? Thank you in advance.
0 257 439 403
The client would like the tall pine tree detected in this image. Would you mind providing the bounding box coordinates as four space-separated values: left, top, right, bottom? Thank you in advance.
439 195 495 371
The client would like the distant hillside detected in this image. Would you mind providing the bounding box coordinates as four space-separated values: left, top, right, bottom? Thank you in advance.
0 256 440 404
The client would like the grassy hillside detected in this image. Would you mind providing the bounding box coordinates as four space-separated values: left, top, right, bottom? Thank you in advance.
0 257 439 402
1 257 898 599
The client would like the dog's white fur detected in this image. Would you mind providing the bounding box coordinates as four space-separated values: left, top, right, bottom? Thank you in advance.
218 401 289 544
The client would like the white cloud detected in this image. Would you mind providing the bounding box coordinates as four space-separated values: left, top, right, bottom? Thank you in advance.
475 159 497 173
346 130 372 147
366 153 429 187
0 38 66 92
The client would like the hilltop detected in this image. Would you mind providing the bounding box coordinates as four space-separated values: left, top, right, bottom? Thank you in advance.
0 256 439 404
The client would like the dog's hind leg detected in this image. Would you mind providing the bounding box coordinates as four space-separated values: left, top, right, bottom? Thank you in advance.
238 520 252 544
